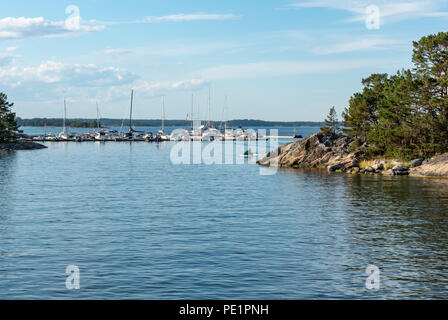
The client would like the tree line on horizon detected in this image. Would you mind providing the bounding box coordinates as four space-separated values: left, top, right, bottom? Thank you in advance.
15 117 325 128
321 32 448 160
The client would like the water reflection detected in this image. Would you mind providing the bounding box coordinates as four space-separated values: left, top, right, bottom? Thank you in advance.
1 142 447 299
0 150 17 208
0 150 17 259
342 174 448 299
284 168 448 299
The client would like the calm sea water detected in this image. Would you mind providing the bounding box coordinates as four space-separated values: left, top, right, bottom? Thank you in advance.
0 127 447 299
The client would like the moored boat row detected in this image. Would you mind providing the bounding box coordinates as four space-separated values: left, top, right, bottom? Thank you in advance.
28 89 277 143
30 128 271 142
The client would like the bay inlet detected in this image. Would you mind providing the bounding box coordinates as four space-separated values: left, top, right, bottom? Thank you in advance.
0 126 447 299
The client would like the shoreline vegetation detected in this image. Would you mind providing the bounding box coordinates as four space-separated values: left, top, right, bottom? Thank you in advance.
1 93 46 150
340 32 448 160
258 32 448 178
256 132 448 178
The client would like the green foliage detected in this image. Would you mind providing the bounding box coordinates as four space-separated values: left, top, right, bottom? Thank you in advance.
342 73 388 142
342 32 448 160
70 120 99 128
348 139 362 153
321 106 339 136
0 92 18 142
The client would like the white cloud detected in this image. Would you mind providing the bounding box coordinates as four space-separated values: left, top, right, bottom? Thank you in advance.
291 0 447 24
102 79 208 104
422 11 448 17
110 40 246 61
101 48 132 56
0 56 207 105
270 30 311 41
0 13 238 40
196 60 389 80
5 46 19 52
0 60 137 87
313 37 400 54
0 17 104 40
145 13 240 23
135 79 208 92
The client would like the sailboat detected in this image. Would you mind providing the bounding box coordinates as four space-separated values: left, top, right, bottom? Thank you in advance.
188 93 194 134
207 86 211 129
293 127 303 139
123 90 134 140
58 98 69 141
222 95 232 140
94 102 106 141
155 95 170 142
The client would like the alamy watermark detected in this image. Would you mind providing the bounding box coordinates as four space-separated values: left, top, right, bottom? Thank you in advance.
365 5 381 30
65 5 81 31
66 265 80 290
365 265 380 290
169 128 279 176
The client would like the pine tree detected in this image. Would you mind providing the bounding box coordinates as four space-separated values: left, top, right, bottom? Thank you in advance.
321 106 339 137
342 74 388 143
336 32 448 159
0 93 18 142
412 32 448 154
368 70 425 158
342 93 370 142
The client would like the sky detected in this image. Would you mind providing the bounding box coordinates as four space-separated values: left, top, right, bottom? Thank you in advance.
0 0 447 121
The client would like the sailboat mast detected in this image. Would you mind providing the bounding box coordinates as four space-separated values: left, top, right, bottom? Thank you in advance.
224 95 228 132
197 103 201 134
191 94 194 129
96 101 100 131
162 95 166 131
63 98 67 134
208 87 211 127
129 90 134 135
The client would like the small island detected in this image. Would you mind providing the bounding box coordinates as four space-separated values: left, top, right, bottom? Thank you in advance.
258 32 448 178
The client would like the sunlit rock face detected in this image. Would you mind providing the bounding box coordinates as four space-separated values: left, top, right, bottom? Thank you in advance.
257 132 358 170
411 153 448 177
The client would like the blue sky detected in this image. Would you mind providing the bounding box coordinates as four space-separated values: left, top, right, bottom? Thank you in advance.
0 0 447 121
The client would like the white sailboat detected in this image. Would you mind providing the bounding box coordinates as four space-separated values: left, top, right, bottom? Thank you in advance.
156 95 170 141
207 86 211 128
222 95 233 140
122 90 134 139
58 98 69 140
94 102 106 141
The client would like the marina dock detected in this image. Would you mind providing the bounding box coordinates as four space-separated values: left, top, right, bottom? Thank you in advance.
27 133 295 143
28 135 294 143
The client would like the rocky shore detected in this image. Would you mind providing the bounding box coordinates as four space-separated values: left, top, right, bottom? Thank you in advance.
0 141 47 151
410 153 448 177
257 132 448 178
258 132 358 168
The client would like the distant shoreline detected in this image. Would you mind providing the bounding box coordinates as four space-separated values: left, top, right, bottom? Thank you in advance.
17 118 325 128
